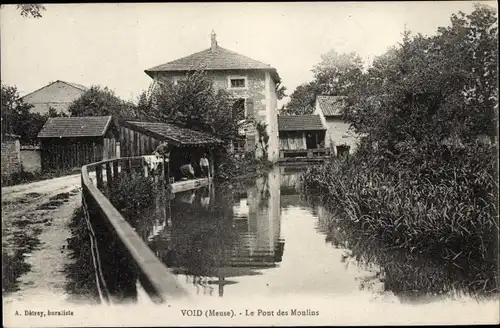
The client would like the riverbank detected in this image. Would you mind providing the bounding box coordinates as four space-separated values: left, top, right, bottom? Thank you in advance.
300 142 498 296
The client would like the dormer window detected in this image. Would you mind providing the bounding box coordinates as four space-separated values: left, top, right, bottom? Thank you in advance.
228 76 247 89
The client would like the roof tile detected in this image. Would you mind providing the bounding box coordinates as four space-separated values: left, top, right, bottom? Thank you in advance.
145 46 280 81
316 95 347 116
126 121 223 146
278 115 325 132
38 116 112 138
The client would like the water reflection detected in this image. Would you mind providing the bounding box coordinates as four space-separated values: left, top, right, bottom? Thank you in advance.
135 168 285 297
126 165 494 302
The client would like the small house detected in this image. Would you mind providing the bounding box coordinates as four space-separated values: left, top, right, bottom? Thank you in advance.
277 115 327 158
314 95 359 156
21 80 88 115
118 120 223 181
37 116 118 171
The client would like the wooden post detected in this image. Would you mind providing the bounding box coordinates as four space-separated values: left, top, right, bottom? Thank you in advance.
143 157 150 178
106 162 113 189
126 158 132 174
95 165 103 189
112 160 119 178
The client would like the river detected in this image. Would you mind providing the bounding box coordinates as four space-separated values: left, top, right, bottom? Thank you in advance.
125 165 490 304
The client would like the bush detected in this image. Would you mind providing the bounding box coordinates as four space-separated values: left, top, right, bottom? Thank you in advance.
106 172 157 225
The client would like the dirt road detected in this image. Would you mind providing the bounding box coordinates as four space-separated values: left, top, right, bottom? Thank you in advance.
2 174 83 303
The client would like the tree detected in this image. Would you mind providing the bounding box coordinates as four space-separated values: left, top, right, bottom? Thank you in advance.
16 4 45 18
144 70 246 141
1 84 46 145
282 81 321 115
312 50 365 96
283 50 364 115
275 82 287 101
345 4 498 151
68 86 137 120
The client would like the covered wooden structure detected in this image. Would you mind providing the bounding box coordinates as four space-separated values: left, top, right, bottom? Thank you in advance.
277 115 328 158
37 116 118 171
118 120 223 182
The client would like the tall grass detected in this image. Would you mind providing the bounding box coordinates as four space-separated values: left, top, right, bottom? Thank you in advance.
301 141 498 294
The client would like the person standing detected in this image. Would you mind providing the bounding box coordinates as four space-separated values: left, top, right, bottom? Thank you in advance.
199 153 210 178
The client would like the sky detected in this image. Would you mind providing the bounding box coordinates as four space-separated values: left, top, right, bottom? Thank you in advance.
1 1 497 106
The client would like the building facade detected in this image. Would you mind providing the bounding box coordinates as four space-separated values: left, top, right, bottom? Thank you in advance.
144 31 281 162
21 80 87 115
314 95 359 156
37 116 118 171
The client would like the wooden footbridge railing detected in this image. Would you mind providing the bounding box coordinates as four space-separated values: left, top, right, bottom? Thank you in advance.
81 156 188 304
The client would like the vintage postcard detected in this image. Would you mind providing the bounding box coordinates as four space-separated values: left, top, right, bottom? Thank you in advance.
1 2 499 326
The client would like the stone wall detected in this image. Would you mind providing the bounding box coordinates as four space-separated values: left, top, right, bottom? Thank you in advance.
1 139 22 176
20 146 42 173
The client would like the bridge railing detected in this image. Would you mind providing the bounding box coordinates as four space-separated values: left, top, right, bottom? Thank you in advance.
81 156 188 304
279 148 333 159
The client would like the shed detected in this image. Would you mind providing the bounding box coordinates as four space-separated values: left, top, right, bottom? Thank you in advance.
278 115 326 155
118 120 223 181
37 116 118 171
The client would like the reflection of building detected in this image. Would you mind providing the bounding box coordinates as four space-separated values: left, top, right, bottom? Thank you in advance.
137 168 285 297
235 167 283 265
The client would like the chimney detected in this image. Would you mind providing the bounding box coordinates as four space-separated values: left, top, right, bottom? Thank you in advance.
211 30 217 52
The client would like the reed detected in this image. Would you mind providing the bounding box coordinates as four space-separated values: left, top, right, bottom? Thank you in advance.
301 142 498 294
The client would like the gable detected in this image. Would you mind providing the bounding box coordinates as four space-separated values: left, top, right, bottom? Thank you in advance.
22 81 87 104
38 116 112 138
146 46 280 83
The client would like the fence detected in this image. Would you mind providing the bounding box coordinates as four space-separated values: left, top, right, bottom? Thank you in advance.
81 156 188 304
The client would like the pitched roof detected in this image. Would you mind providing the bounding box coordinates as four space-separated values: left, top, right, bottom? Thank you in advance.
316 95 347 116
21 80 88 99
60 81 88 91
145 46 280 82
38 116 112 138
124 121 223 147
278 115 325 132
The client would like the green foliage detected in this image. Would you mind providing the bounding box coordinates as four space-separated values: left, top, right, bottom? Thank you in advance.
301 142 498 293
68 85 137 120
142 70 245 142
283 81 321 115
346 4 498 147
15 4 45 18
284 50 364 115
1 84 47 145
255 121 269 159
107 172 157 224
301 5 499 295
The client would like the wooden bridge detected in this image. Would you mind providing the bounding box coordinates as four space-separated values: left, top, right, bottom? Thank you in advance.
81 156 194 304
278 148 333 164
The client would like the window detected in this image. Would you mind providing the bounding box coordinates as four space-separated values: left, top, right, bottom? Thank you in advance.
228 76 247 89
231 79 245 88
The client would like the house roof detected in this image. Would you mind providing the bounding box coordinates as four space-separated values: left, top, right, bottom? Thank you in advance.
21 80 88 99
37 116 112 138
145 44 280 82
278 115 326 132
124 121 223 147
316 95 347 116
